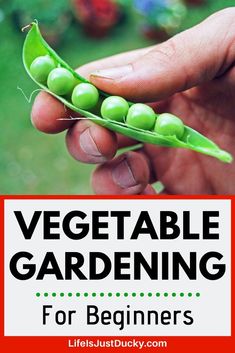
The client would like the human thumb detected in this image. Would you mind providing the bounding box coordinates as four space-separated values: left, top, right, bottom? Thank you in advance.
90 8 235 102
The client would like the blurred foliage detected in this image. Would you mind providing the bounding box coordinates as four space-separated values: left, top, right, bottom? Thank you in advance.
0 0 234 194
134 0 187 33
9 0 70 24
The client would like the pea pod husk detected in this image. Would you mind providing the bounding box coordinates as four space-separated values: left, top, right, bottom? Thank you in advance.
22 22 233 163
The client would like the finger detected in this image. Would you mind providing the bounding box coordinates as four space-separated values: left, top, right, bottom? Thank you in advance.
141 185 157 195
66 119 117 164
91 151 150 195
77 47 153 78
140 185 170 195
89 8 235 102
116 134 138 149
31 91 74 134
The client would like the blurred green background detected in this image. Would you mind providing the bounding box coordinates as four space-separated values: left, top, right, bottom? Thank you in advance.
0 0 234 194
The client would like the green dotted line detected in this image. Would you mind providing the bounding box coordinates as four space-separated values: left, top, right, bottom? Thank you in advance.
36 292 201 298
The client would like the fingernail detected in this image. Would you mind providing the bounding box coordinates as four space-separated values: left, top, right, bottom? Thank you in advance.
80 128 105 159
90 64 133 80
112 156 137 189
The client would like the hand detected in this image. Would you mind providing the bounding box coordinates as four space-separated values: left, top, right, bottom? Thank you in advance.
31 8 235 194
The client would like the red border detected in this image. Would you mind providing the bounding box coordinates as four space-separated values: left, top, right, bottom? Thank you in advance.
0 195 234 353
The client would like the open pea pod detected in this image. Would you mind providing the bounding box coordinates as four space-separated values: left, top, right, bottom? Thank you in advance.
23 21 233 163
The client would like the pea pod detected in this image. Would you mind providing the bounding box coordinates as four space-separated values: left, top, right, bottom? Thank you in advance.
22 22 233 163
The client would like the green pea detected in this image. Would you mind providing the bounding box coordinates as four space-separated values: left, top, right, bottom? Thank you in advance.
154 113 185 139
71 83 99 110
30 55 56 84
47 68 75 95
101 96 129 122
126 103 156 130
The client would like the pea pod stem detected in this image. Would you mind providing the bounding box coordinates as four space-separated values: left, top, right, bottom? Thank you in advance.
22 22 233 164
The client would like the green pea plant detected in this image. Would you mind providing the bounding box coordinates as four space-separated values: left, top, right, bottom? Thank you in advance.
22 22 233 163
